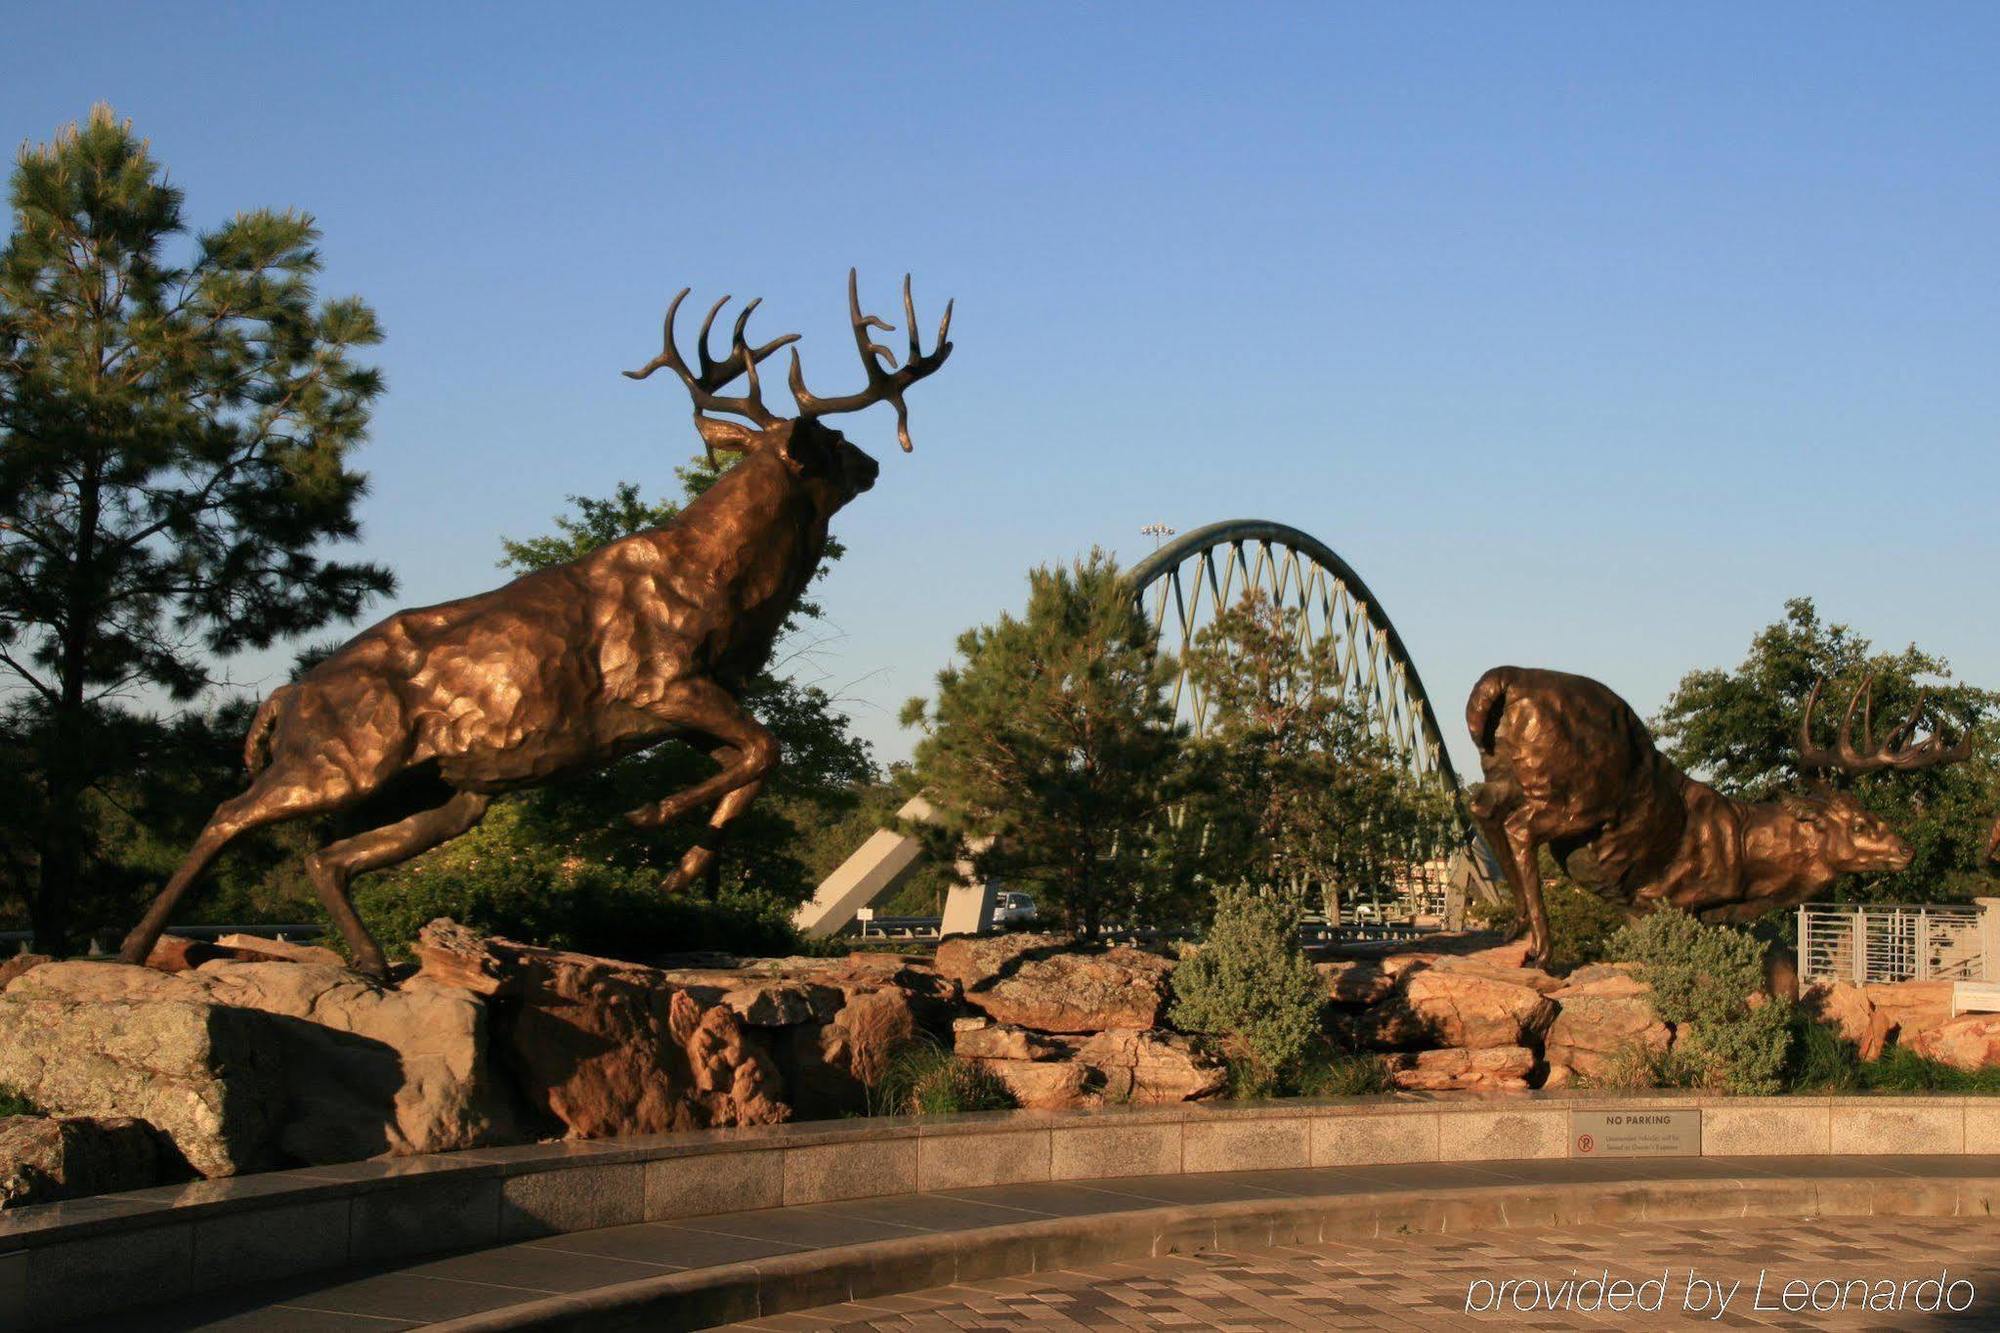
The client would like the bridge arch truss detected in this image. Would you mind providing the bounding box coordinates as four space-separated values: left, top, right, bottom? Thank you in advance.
1126 518 1468 831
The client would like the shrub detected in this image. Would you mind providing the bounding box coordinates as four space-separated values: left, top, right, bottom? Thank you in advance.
1170 884 1326 1093
0 1086 36 1118
867 1039 1018 1116
350 804 802 963
1466 870 1627 971
1785 1015 1861 1094
1607 909 1791 1094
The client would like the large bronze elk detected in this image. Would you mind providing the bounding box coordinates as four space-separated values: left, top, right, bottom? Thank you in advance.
1466 666 1969 964
120 271 953 977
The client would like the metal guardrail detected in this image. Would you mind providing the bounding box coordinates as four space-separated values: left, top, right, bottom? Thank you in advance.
851 915 1433 946
0 923 327 955
1797 904 1985 984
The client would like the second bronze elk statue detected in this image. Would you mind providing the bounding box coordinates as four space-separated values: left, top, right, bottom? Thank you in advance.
1467 666 1971 964
121 271 953 977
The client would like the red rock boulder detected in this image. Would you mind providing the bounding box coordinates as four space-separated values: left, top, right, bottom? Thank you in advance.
934 933 1171 1033
414 921 787 1137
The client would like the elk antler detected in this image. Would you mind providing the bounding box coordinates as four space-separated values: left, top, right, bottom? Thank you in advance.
1798 675 1975 773
787 269 953 452
625 290 800 457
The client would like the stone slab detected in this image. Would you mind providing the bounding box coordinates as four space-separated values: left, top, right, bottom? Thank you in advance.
1311 1109 1439 1166
647 1148 785 1221
1181 1116 1309 1173
1829 1102 1963 1156
1704 1103 1831 1156
190 1197 351 1293
1049 1122 1182 1180
784 1137 917 1205
501 1161 646 1239
1438 1107 1566 1161
918 1129 1051 1191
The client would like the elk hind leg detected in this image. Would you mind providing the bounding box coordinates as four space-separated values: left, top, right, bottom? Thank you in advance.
660 743 764 894
120 772 344 966
305 790 492 979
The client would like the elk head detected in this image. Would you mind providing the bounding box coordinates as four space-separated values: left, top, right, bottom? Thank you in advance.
1793 674 1977 875
1775 789 1914 876
624 269 953 510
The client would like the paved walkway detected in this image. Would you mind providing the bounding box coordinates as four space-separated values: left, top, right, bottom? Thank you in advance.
89 1156 2000 1331
711 1217 2000 1330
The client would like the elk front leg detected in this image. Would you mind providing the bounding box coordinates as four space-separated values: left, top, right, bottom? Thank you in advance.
1474 808 1552 965
624 680 778 879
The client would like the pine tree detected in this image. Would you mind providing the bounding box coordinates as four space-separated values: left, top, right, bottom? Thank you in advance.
0 107 392 950
1182 590 1456 916
902 550 1190 937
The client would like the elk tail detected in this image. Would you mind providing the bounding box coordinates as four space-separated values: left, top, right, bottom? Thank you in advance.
243 687 292 775
1465 667 1514 758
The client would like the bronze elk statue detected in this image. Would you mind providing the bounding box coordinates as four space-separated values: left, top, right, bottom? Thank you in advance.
1466 666 1971 964
120 271 954 977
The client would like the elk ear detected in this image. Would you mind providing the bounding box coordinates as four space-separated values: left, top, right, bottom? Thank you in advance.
775 419 830 476
1778 791 1825 823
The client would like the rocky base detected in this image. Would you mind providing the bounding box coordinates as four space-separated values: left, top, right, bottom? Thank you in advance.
6 917 2000 1210
0 1114 165 1208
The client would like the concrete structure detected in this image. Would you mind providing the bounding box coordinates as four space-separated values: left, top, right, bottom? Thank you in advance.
9 1094 2000 1327
792 796 997 940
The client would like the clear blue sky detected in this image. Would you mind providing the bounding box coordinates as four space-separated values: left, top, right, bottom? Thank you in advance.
6 4 1997 778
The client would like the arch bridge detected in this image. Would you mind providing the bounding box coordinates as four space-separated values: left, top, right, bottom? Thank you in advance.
796 518 1491 938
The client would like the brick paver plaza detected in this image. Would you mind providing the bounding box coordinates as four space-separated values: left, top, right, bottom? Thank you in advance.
102 1154 2000 1329
717 1217 1999 1331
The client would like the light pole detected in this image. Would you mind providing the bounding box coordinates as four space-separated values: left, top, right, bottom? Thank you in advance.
1140 522 1176 551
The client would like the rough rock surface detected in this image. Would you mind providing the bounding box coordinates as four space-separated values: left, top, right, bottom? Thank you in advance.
0 953 50 990
0 961 282 1176
1543 992 1672 1079
1802 979 1959 1062
1907 1016 2000 1071
953 1017 1065 1062
215 934 348 968
934 933 1171 1033
1317 960 1394 1005
966 1027 1222 1109
194 961 518 1163
0 1114 165 1208
145 934 347 974
978 1058 1090 1110
1805 982 1894 1061
1429 956 1565 995
1385 1045 1534 1091
1862 981 1956 1050
414 921 787 1137
0 958 515 1173
1072 1029 1226 1103
1355 968 1557 1050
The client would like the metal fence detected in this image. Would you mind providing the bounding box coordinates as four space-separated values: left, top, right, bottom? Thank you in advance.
0 923 326 955
1797 904 1985 985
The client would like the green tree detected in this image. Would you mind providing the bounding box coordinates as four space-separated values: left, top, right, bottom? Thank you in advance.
1182 590 1456 917
902 550 1192 937
354 463 876 958
1653 598 1999 907
0 107 392 950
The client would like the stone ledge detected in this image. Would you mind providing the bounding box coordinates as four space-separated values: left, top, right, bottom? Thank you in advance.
1 1094 1994 1328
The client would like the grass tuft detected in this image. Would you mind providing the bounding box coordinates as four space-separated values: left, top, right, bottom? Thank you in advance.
867 1039 1019 1117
